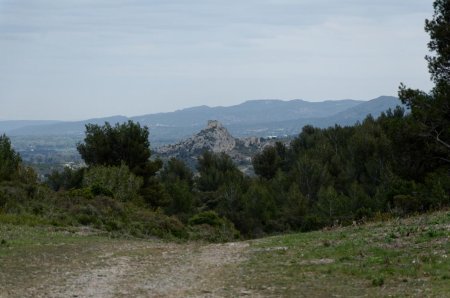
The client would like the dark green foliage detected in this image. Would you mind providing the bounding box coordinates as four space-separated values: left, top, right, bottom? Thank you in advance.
0 135 21 181
196 151 243 192
140 178 171 208
89 184 114 197
378 108 435 180
82 164 143 202
161 158 194 188
188 211 240 242
46 167 85 191
0 181 187 240
188 210 224 226
425 0 450 84
252 142 287 179
164 180 194 218
77 121 161 179
77 121 167 208
194 151 251 233
392 195 422 215
281 184 308 229
248 106 448 234
422 170 450 207
239 181 277 236
160 158 195 218
399 0 450 166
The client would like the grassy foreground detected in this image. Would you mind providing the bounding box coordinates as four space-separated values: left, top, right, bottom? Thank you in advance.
0 211 449 297
242 210 450 297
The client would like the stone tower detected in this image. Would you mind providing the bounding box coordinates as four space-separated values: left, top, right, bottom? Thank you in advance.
207 120 222 129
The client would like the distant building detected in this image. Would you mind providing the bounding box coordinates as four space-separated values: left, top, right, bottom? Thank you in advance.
265 136 278 140
207 120 222 129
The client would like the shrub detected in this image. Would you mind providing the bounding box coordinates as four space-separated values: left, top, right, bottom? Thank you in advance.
188 210 224 226
393 195 422 215
188 211 240 242
83 163 143 202
46 167 85 191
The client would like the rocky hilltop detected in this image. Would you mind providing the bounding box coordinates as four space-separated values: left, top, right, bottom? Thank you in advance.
155 120 282 173
157 120 236 155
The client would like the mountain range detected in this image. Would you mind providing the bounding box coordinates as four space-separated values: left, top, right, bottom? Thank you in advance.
1 96 403 145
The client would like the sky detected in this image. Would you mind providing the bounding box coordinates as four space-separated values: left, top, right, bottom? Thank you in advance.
0 0 435 121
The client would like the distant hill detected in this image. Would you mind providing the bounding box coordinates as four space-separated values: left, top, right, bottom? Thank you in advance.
132 99 362 127
222 96 404 137
1 96 404 145
324 95 404 126
2 116 128 136
0 120 62 132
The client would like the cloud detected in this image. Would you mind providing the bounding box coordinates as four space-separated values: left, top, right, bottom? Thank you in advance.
0 0 434 120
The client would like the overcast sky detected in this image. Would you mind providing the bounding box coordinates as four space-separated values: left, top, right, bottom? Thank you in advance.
0 0 434 121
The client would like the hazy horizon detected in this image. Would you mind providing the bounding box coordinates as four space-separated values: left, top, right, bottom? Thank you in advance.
0 95 396 122
1 1 434 121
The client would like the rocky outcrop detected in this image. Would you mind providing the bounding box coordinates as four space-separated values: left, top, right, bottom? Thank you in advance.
156 120 237 156
155 120 289 174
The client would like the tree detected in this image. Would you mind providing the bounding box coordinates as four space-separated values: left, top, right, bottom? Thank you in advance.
252 142 287 180
240 181 276 236
160 158 195 216
160 158 194 189
196 151 243 192
0 134 22 181
399 0 450 165
77 121 161 179
77 121 164 207
425 0 450 84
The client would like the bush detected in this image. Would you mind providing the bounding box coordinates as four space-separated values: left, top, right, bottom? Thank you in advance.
422 170 450 208
46 167 85 191
188 210 224 226
188 211 240 242
83 163 143 202
393 195 422 215
0 181 49 214
129 207 188 239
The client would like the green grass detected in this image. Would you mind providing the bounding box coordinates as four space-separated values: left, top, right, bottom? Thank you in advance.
0 211 449 297
0 223 145 295
239 211 450 297
0 224 105 256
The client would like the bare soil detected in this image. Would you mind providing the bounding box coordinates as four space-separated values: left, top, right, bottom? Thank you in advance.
2 211 448 297
1 239 251 298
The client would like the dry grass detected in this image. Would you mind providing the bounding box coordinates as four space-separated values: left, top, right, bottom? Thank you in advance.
0 211 449 297
239 210 450 297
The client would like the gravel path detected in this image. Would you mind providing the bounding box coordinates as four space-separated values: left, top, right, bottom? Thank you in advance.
2 240 251 298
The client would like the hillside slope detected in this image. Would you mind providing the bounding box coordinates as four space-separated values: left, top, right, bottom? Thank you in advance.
1 211 448 297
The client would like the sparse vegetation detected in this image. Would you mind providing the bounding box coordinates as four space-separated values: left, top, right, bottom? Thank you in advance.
1 211 448 296
237 211 450 297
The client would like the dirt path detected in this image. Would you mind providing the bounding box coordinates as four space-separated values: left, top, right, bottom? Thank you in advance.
2 240 252 298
